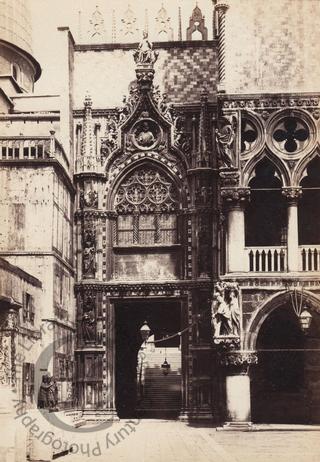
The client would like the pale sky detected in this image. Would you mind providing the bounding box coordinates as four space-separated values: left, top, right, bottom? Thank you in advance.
30 0 215 93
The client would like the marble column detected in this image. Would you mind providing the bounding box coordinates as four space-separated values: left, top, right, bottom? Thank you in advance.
282 187 302 272
219 350 258 429
221 188 250 273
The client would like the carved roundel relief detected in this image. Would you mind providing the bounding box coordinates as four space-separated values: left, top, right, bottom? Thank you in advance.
131 118 161 150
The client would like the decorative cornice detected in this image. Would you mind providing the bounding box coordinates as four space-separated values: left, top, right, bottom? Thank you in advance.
75 280 213 295
220 94 320 110
74 40 217 53
220 274 320 289
75 210 117 220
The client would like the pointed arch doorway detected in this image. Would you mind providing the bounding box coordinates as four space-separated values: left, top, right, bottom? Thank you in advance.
115 299 182 419
251 298 320 424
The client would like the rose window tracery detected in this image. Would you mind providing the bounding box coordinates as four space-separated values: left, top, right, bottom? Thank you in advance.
272 117 309 153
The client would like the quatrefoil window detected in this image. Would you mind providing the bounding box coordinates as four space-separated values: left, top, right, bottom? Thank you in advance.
273 117 309 153
241 119 258 153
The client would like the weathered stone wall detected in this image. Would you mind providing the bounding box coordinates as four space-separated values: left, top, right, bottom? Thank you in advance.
225 0 320 93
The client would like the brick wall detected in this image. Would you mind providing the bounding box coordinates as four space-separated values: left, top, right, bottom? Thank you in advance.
73 43 218 108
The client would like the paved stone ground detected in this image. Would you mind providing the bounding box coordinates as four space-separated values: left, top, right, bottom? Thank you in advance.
58 421 320 462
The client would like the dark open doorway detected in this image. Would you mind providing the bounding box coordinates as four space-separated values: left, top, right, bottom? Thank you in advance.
115 299 181 419
251 304 306 423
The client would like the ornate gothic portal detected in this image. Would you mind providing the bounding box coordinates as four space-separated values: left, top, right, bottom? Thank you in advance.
74 34 217 420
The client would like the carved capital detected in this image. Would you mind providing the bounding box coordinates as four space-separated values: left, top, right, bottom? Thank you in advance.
282 187 302 204
219 350 258 368
216 3 229 18
221 187 250 207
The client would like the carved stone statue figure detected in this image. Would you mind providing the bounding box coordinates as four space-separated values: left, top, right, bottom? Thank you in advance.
216 117 237 167
229 288 240 336
82 310 95 342
38 374 58 410
80 189 98 209
133 32 159 66
211 281 240 337
83 227 96 276
212 291 232 336
136 121 156 147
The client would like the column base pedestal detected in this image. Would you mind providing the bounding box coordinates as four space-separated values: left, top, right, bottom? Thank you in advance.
179 408 213 422
217 421 253 431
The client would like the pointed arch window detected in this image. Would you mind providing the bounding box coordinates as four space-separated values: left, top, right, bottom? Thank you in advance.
298 156 320 245
114 167 179 246
245 158 287 246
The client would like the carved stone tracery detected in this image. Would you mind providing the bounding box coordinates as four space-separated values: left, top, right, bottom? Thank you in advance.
115 167 178 214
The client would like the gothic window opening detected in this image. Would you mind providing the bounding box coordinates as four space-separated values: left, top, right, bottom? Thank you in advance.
299 156 320 245
245 158 286 246
241 118 258 153
114 167 179 246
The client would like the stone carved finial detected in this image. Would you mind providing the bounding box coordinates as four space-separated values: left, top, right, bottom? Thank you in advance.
178 6 182 41
120 5 139 40
79 93 96 172
186 5 208 40
88 5 105 39
134 32 159 91
155 5 173 41
133 32 159 66
111 9 117 43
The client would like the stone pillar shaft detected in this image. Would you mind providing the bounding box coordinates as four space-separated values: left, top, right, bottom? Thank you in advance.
282 187 302 272
222 188 250 273
219 350 258 428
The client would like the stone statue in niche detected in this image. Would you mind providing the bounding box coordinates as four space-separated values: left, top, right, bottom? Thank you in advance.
133 31 159 66
82 310 95 342
80 189 98 209
211 281 240 337
82 225 96 277
216 116 237 168
38 373 58 410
